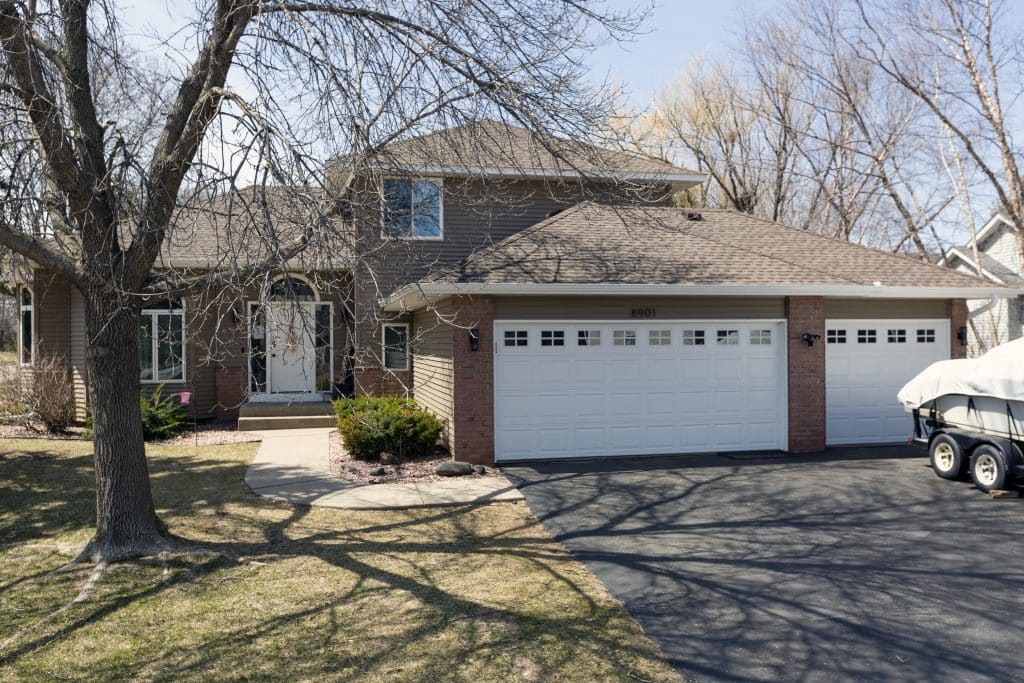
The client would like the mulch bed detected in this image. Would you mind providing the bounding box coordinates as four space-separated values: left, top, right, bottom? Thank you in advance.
0 419 261 446
328 430 498 484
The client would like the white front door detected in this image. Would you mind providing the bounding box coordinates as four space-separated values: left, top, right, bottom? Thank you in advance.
267 302 316 393
825 319 950 445
493 321 788 461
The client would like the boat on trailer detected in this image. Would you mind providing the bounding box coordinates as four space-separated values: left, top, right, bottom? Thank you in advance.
898 338 1024 492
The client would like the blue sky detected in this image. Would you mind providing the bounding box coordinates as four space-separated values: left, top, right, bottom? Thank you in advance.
587 0 772 109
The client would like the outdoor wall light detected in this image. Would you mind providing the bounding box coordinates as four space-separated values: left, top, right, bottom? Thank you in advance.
469 326 480 352
957 326 968 347
801 333 821 347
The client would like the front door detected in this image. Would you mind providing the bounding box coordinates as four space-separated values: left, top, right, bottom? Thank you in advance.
267 302 316 393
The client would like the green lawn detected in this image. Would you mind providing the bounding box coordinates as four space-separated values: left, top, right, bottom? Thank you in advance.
0 439 680 682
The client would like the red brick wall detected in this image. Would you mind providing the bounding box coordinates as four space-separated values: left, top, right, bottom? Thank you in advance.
215 367 247 419
949 298 968 359
450 295 495 465
786 296 826 452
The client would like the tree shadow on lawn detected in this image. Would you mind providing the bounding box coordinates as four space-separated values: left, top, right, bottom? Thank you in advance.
0 440 679 681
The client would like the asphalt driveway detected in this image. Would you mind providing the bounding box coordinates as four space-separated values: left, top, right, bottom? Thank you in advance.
503 447 1024 683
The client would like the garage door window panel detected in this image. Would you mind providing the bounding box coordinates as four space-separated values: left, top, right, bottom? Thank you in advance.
682 329 705 346
827 329 846 344
540 330 565 347
750 329 772 345
613 330 636 346
716 329 739 346
577 330 601 347
649 329 672 346
857 329 877 344
504 330 528 347
917 329 936 343
887 329 907 344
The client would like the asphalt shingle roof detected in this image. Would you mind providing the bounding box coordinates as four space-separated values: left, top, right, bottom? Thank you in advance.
428 203 999 290
157 186 350 270
338 120 700 179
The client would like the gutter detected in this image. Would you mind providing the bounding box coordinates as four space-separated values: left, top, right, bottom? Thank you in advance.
381 281 1018 312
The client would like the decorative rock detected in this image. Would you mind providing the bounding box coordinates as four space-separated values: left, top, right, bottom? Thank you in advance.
370 466 389 476
435 461 473 477
472 464 487 475
379 452 397 465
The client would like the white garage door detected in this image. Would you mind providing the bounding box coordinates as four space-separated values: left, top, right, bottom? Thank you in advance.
494 321 788 461
825 319 950 445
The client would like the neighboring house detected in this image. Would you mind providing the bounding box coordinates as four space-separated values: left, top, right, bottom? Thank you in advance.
940 212 1024 356
16 121 1006 464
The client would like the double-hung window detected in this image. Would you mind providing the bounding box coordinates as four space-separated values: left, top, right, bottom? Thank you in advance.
139 299 185 382
18 285 32 365
383 323 409 370
382 179 442 239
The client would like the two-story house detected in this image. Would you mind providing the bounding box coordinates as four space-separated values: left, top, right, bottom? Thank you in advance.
17 121 1005 465
940 212 1024 355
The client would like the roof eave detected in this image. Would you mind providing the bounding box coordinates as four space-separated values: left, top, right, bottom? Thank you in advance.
342 163 706 186
381 282 1016 313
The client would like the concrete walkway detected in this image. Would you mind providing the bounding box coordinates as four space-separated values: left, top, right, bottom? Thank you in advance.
245 428 522 509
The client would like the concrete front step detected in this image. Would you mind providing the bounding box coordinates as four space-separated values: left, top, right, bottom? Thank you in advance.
239 401 334 418
238 414 337 431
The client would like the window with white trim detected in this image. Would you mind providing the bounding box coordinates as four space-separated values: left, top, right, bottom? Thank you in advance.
857 329 877 344
382 179 442 239
649 329 672 346
682 329 705 346
917 329 936 343
613 329 636 346
139 299 185 382
716 329 739 346
577 330 601 347
750 329 772 345
383 324 409 370
887 329 907 344
827 329 846 344
18 285 32 365
504 330 528 347
540 330 565 347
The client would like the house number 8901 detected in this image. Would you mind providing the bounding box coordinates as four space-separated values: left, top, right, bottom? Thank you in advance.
631 308 656 318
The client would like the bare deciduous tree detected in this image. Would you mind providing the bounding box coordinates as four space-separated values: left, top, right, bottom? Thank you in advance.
0 0 645 562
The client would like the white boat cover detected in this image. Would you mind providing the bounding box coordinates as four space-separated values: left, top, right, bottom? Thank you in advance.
897 338 1024 409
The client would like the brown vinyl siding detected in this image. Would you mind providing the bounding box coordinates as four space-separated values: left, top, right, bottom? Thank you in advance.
33 271 71 359
69 287 88 419
411 302 455 445
493 296 786 320
352 178 577 370
824 298 948 319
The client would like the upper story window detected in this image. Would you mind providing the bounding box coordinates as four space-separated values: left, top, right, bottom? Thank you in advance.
139 299 185 382
19 285 32 365
382 179 442 239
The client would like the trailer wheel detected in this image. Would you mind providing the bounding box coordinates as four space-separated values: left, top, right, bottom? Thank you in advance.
929 435 965 480
970 445 1008 492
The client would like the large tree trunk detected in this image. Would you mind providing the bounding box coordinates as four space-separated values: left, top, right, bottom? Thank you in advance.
79 291 173 561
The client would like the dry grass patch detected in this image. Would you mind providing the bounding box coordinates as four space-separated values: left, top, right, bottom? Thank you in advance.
0 438 681 682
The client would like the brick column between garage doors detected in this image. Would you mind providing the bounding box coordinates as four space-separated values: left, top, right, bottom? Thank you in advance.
786 296 826 452
949 298 968 360
451 295 495 465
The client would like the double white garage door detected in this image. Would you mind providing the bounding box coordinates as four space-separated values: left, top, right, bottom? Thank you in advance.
493 318 951 461
494 321 788 461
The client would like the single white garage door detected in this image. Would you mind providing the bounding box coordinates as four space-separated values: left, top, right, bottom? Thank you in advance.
825 319 950 445
493 321 787 461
